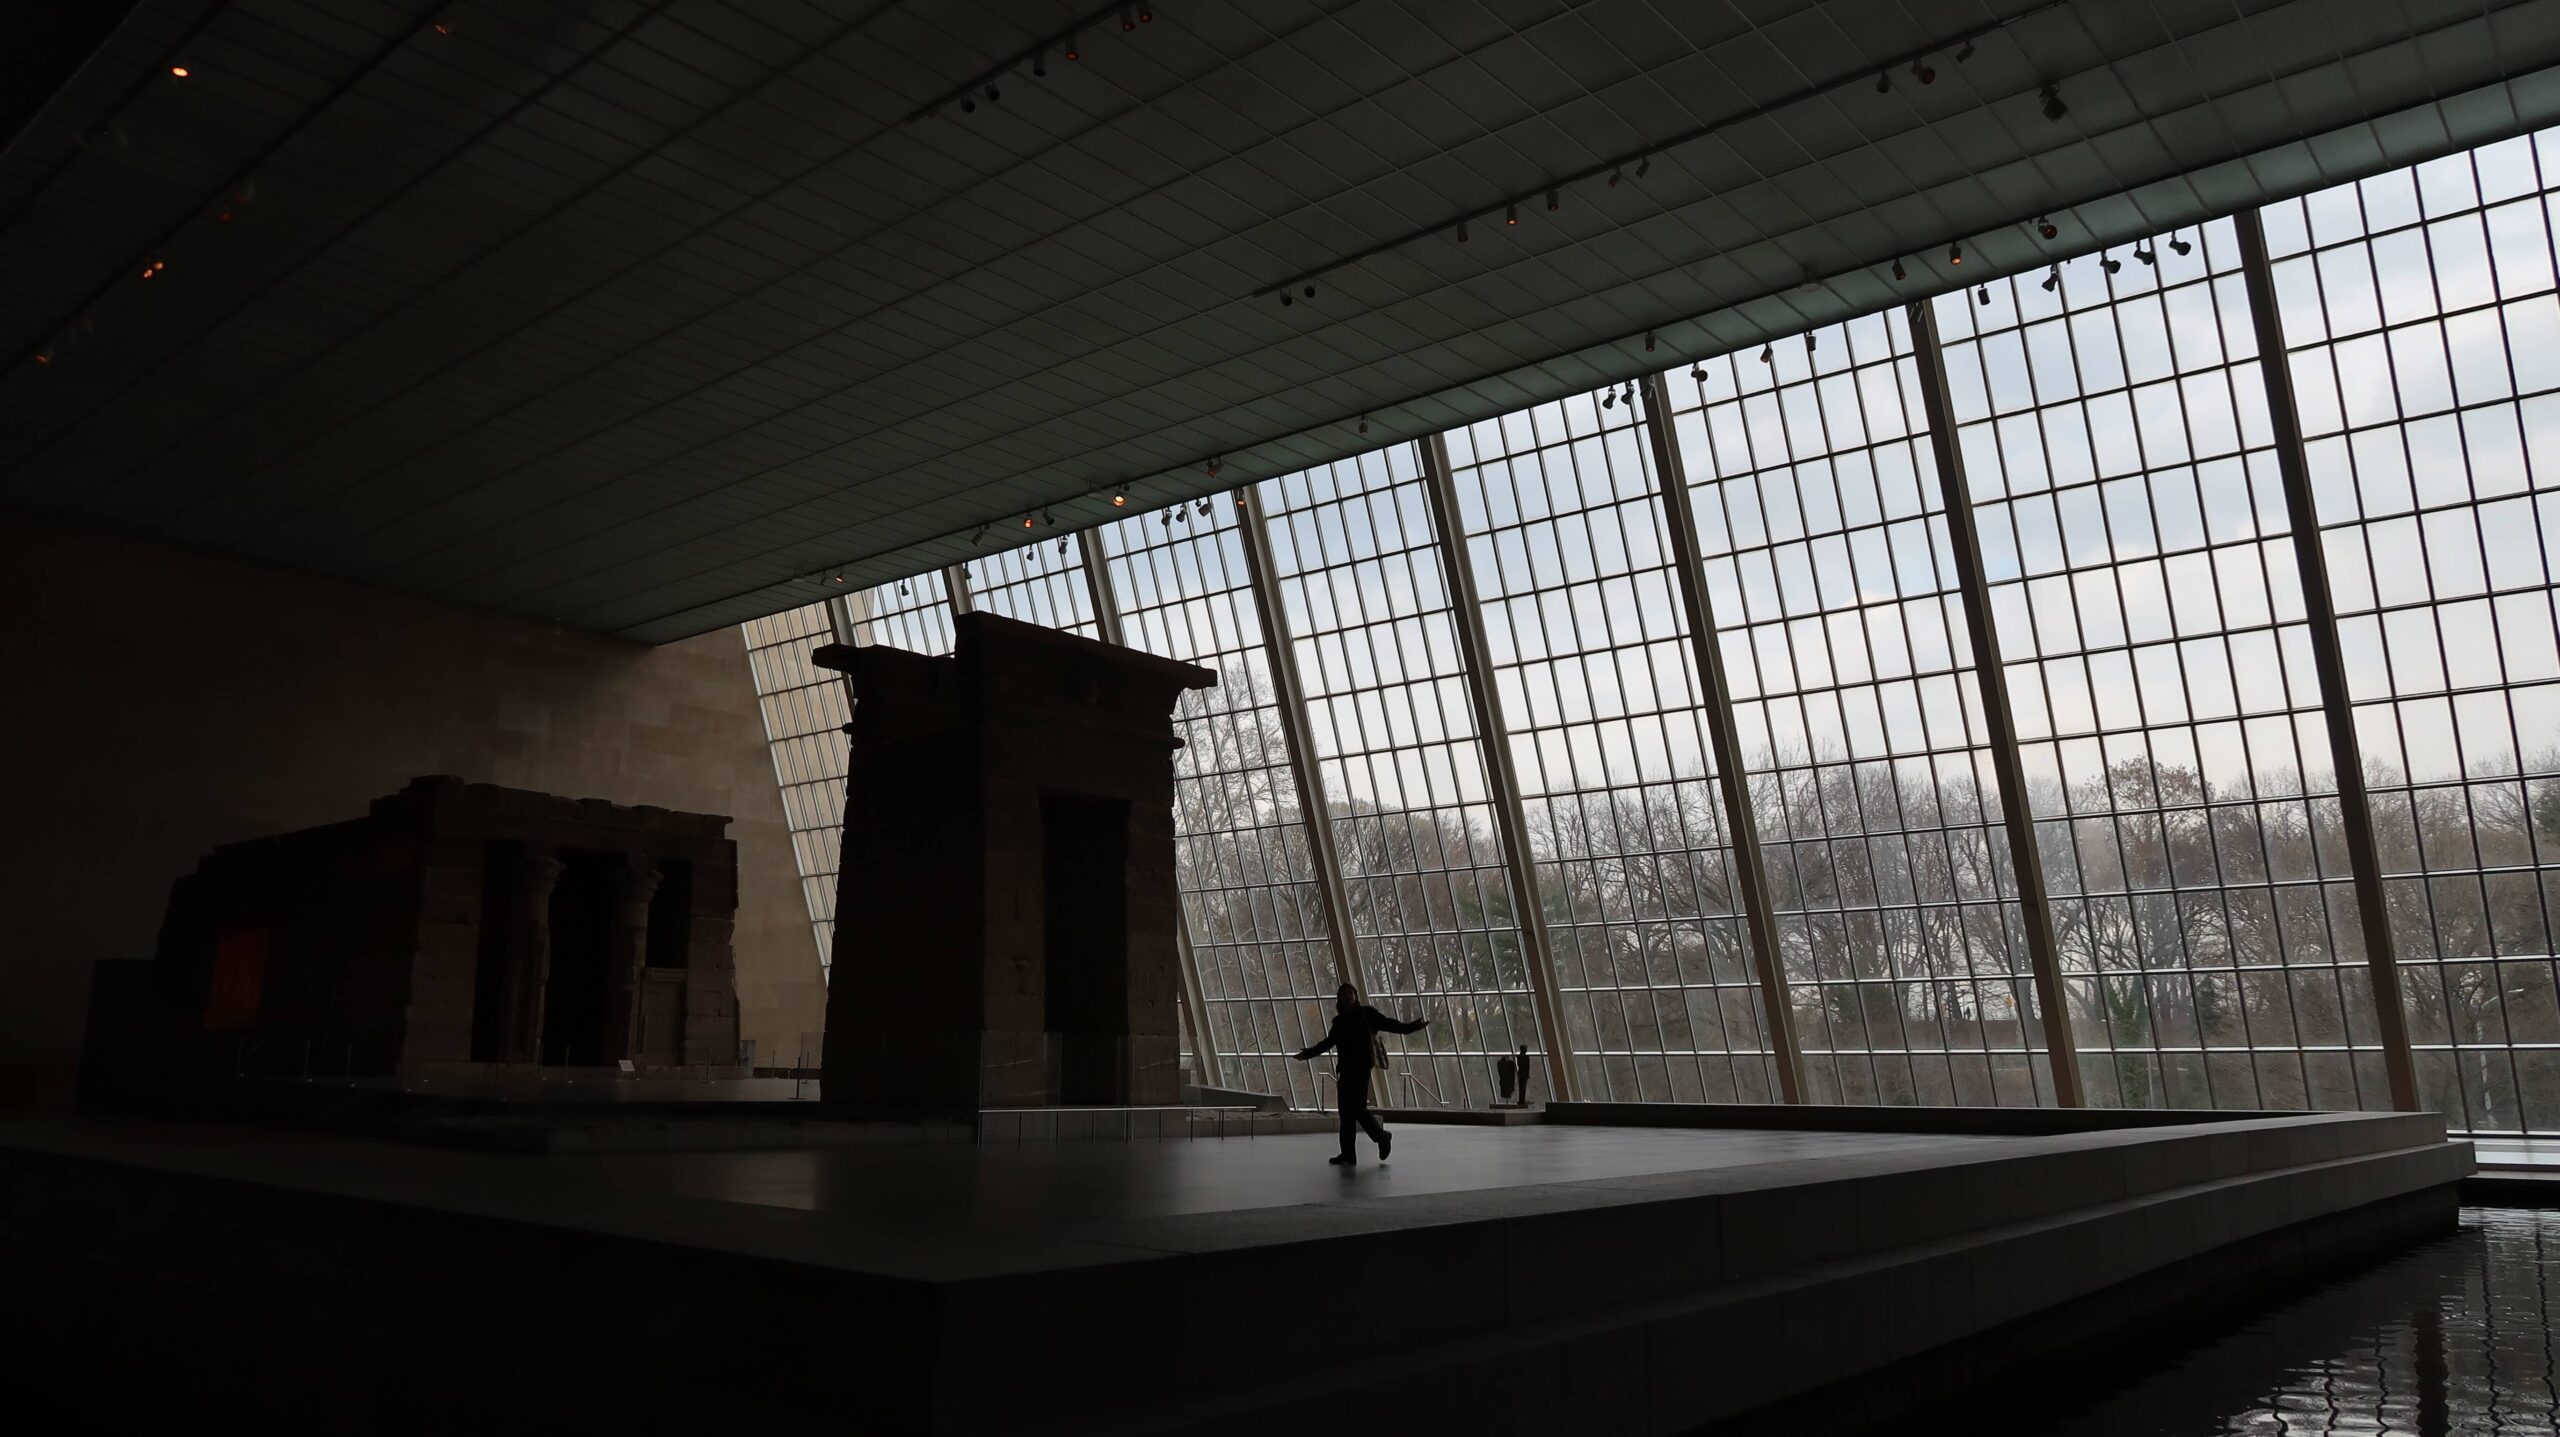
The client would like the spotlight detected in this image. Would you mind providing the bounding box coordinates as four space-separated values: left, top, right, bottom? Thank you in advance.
1043 508 1056 525
33 347 52 365
1644 331 1656 353
2041 83 2066 122
1058 537 1069 555
1195 497 1212 516
2038 216 2058 240
1546 188 1559 212
1458 218 1469 243
1910 59 1935 85
1175 505 1190 524
1690 366 1706 381
1281 292 1293 307
1603 388 1615 410
2101 251 2121 275
1112 488 1129 507
1892 256 1906 281
433 20 451 35
1807 331 1818 352
2170 231 2193 256
1609 165 1623 187
972 525 989 544
1635 155 1650 178
1358 414 1369 435
1120 7 1135 30
1033 52 1046 78
1948 242 1962 265
985 83 999 101
1507 202 1518 225
1208 456 1222 477
1162 511 1174 528
1975 284 1989 306
961 96 975 112
1876 70 1890 94
2041 264 2060 292
1065 35 1080 60
1302 283 1315 299
1235 493 1246 507
900 580 912 596
1138 4 1153 20
1956 38 1976 62
1759 343 1773 364
827 572 847 586
1024 515 1036 529
2134 243 2156 266
169 65 189 78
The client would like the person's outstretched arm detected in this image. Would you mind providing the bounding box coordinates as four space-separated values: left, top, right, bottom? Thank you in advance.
1370 1006 1430 1036
1293 1026 1338 1061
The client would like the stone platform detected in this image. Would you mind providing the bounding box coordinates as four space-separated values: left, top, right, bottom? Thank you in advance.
0 1106 2468 1433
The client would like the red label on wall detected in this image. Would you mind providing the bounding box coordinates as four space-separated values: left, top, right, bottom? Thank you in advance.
205 928 268 1031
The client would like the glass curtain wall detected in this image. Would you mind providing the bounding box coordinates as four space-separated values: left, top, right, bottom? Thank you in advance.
1933 220 2396 1114
742 599 853 970
1102 502 1340 1104
962 533 1099 636
733 128 2560 1133
1262 454 1541 1108
1446 393 1786 1103
2265 135 2560 1133
1664 309 2048 1106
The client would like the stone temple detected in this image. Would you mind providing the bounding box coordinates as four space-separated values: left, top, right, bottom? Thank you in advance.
816 611 1213 1116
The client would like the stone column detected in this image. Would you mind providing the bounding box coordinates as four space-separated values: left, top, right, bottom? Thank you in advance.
603 860 662 1063
504 853 566 1064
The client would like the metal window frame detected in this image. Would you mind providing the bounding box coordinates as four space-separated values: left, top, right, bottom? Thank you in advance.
1416 431 1582 1103
1637 371 1809 1104
1234 483 1367 1001
1906 298 2088 1108
2233 207 2422 1112
1080 523 1225 1088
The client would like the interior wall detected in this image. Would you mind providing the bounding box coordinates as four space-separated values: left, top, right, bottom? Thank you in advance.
0 511 828 1109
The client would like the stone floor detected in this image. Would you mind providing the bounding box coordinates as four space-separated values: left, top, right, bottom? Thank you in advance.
556 1124 2022 1231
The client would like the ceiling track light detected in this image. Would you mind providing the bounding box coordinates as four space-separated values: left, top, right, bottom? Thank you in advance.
985 83 1000 102
1195 497 1212 515
1758 343 1774 364
1635 155 1650 179
1138 4 1153 21
2037 215 2058 240
1689 365 1707 382
972 524 989 545
2101 251 2121 275
900 580 912 596
1120 7 1135 30
1875 70 1890 94
2170 231 2193 256
961 96 976 112
169 65 190 79
1546 188 1559 212
1910 58 1935 85
1111 488 1129 507
2041 83 2067 122
1602 387 1616 409
1948 242 1962 266
1975 283 1989 306
1043 508 1057 525
1057 536 1069 555
1301 283 1315 300
1023 515 1036 529
2041 263 2060 292
1065 34 1080 60
1608 165 1624 187
1891 256 1907 282
1506 202 1518 225
1032 52 1046 77
2134 243 2156 266
1207 456 1223 477
1807 331 1818 352
1955 38 1976 62
1457 218 1469 243
1358 414 1370 435
1644 331 1656 353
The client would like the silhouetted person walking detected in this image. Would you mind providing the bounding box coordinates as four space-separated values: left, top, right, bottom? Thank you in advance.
1293 983 1428 1166
1496 1051 1517 1105
1517 1045 1534 1105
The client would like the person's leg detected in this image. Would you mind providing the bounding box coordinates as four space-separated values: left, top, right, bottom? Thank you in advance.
1354 1074 1389 1146
1335 1073 1358 1162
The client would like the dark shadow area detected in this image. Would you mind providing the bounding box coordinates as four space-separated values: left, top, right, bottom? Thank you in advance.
1043 793 1130 1105
542 849 616 1067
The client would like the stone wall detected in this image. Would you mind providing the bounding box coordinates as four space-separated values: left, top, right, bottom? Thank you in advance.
0 511 827 1109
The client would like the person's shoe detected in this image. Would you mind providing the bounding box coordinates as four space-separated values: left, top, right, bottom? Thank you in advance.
1379 1132 1393 1161
1328 1154 1354 1166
